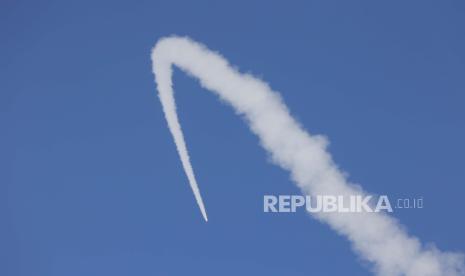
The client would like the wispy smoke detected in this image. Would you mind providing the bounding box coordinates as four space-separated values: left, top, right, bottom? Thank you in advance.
151 36 464 276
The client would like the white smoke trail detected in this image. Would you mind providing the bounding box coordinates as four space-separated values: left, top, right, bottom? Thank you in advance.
151 36 464 276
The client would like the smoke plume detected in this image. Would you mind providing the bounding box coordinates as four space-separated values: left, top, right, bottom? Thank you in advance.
151 36 464 276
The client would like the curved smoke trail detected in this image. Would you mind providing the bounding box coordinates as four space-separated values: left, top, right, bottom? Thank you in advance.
151 36 464 276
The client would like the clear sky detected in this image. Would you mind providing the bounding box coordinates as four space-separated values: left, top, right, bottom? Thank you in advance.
2 0 465 275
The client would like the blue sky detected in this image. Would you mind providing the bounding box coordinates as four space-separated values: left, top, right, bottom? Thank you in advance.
2 0 465 275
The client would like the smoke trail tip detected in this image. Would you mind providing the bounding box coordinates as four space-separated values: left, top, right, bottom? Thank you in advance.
200 204 208 222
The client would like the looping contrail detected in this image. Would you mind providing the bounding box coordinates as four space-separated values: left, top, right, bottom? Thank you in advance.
151 36 464 275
